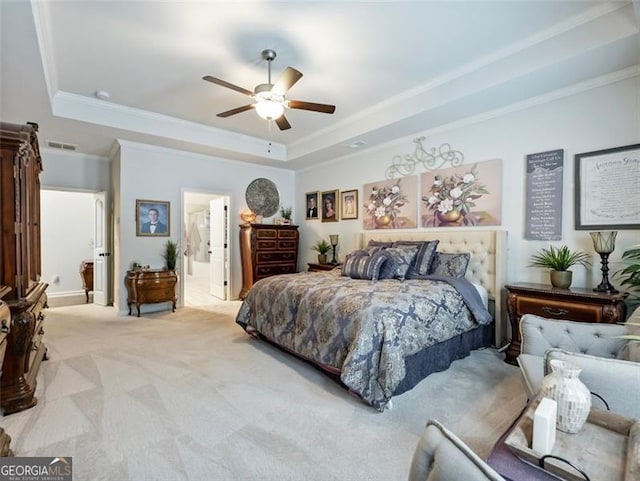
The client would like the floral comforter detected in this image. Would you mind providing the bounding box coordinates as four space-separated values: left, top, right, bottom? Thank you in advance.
235 270 491 411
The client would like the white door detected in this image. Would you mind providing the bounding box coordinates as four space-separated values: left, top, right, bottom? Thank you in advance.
209 197 227 300
93 191 109 305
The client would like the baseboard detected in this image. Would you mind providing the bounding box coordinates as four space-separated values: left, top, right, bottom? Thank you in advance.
46 290 90 307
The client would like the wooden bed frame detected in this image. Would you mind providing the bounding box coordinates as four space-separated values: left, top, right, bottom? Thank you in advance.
360 229 508 347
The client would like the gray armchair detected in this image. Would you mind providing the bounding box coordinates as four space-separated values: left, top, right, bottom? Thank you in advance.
517 312 640 419
409 420 505 481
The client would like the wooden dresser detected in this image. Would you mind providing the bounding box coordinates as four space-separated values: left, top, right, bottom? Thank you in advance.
80 260 94 303
504 282 628 365
0 122 48 414
239 224 299 299
0 286 14 456
125 269 178 316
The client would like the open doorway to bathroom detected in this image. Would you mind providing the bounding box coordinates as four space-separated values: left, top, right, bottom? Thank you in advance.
182 191 231 306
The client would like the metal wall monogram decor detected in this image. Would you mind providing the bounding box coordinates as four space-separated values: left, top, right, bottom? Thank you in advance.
386 137 465 179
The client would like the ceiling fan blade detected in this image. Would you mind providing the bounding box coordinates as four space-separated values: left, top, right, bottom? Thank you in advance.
287 100 336 114
272 67 303 95
203 76 253 97
217 104 255 118
275 115 291 131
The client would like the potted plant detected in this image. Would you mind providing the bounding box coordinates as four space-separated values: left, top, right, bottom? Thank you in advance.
312 239 331 264
280 206 292 224
616 244 640 310
161 239 179 270
529 245 591 289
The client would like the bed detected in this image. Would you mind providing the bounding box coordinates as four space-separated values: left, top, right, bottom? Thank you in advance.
236 229 508 411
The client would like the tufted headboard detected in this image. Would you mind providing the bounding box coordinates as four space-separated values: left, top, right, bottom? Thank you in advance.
359 229 508 347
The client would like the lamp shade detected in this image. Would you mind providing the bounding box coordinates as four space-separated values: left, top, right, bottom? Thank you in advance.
329 234 339 246
255 100 284 120
589 231 617 254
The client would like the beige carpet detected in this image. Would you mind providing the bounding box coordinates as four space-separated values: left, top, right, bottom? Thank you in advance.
0 303 526 480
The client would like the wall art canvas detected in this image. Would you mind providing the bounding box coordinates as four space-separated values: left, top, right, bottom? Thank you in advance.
363 176 417 230
420 159 502 227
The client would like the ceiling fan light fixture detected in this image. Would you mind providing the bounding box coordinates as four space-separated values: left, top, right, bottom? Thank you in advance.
255 99 284 120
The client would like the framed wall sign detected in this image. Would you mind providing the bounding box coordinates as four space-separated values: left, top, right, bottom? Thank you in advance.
574 144 640 229
136 199 170 236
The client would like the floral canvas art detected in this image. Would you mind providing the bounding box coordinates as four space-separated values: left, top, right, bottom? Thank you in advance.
421 159 502 227
363 176 417 229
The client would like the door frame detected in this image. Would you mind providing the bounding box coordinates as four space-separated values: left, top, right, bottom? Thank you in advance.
181 188 232 305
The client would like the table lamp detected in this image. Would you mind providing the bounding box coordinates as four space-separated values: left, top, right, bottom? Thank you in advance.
590 231 618 293
329 234 339 265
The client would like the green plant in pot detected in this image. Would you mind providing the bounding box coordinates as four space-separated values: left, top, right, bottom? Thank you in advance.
162 239 179 270
529 245 591 289
312 240 331 265
616 243 640 311
280 206 292 223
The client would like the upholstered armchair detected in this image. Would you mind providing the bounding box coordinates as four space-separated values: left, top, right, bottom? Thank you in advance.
517 311 640 419
409 420 505 481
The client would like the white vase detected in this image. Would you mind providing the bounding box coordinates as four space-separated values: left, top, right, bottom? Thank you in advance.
539 359 591 433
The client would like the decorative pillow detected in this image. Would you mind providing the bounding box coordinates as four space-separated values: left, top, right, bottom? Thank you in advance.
341 250 369 277
342 252 387 281
376 250 397 280
429 252 470 278
394 240 439 277
384 245 419 280
367 240 393 248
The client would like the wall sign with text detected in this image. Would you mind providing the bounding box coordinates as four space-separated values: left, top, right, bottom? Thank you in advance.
525 149 564 240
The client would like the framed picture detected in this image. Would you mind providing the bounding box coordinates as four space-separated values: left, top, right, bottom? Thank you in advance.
340 189 358 220
574 144 640 229
305 191 319 220
136 199 170 236
321 190 339 222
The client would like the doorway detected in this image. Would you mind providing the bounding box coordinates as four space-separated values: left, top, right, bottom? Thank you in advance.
40 189 111 307
182 191 231 306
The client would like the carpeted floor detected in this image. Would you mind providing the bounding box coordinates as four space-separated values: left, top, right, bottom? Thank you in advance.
0 303 526 480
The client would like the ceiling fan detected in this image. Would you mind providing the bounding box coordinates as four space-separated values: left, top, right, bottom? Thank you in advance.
203 49 335 131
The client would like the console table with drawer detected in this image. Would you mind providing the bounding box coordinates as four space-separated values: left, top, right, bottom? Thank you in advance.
239 224 299 299
504 282 627 365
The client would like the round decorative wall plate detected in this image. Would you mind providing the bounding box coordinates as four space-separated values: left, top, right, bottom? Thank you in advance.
245 178 280 217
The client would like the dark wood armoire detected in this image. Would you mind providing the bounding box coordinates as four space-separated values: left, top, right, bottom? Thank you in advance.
0 122 48 415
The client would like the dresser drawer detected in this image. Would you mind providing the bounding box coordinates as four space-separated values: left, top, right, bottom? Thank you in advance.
255 263 296 279
256 240 277 250
256 229 277 239
516 296 603 322
278 240 297 250
257 251 297 263
278 230 298 239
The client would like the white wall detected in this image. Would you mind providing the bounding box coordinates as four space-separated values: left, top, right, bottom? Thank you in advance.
40 149 111 191
40 190 94 303
296 77 640 290
113 140 295 314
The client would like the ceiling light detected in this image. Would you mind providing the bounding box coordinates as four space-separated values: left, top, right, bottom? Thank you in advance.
95 90 110 101
255 100 284 120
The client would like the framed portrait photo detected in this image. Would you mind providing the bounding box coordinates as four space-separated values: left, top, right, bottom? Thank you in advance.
321 190 339 223
305 191 320 220
340 189 358 220
574 143 640 229
136 199 170 236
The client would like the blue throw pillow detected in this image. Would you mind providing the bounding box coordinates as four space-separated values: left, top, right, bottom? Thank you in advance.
376 250 397 280
384 245 419 280
429 252 470 278
342 252 387 281
394 240 439 277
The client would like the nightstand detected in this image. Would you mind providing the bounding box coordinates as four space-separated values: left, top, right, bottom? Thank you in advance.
504 282 628 365
307 263 341 272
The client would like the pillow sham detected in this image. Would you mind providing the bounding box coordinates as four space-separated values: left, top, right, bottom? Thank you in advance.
341 250 369 277
385 245 419 280
429 252 470 278
394 240 439 277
